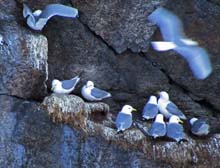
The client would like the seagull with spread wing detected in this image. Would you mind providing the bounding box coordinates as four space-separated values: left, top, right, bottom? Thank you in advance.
23 3 78 31
148 7 212 80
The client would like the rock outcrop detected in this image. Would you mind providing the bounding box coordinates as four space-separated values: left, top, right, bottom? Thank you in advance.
0 0 220 167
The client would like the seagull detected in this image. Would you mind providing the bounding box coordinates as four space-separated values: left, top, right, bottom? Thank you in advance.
189 118 210 136
51 76 80 94
81 81 111 101
158 91 186 120
23 3 78 31
148 7 212 80
115 105 136 133
142 95 158 120
148 114 166 138
166 115 185 142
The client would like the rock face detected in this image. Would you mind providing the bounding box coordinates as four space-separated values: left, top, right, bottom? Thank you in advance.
0 19 48 99
1 95 220 168
1 0 220 167
71 0 167 53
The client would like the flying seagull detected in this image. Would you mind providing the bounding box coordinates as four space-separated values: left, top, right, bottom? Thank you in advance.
158 91 186 120
115 105 136 133
51 76 80 94
189 118 210 136
81 81 111 101
23 3 78 30
148 7 212 80
148 114 166 139
142 95 158 120
166 115 185 142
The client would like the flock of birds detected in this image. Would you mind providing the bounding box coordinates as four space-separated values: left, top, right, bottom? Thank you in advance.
50 76 210 142
22 4 212 142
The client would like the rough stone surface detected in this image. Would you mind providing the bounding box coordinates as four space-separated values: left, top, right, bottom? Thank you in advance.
1 0 220 167
42 93 110 130
0 19 48 99
146 0 220 110
1 95 220 167
71 0 167 53
44 18 170 113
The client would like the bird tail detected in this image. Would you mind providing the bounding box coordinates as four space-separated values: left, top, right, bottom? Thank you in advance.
151 41 177 51
133 120 149 137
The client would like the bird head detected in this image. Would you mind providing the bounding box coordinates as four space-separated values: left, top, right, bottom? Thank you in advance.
189 117 198 125
169 115 183 124
86 81 94 88
121 105 137 114
51 79 61 91
148 95 157 104
155 114 164 123
158 91 169 100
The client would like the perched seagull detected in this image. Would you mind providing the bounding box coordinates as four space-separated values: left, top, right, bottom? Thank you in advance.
148 7 212 80
23 3 78 31
142 95 158 120
51 76 80 94
166 115 185 142
81 81 111 101
158 91 186 120
116 105 137 133
189 118 210 136
148 114 166 139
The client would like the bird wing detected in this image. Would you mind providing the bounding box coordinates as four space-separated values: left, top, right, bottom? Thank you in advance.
151 41 177 51
61 76 80 90
39 4 78 20
23 4 33 18
142 104 158 119
192 119 210 135
166 102 186 119
116 113 132 130
174 46 212 79
148 122 166 137
91 87 111 99
166 123 184 140
148 7 186 43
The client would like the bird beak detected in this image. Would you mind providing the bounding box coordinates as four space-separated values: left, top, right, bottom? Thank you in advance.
178 119 184 124
132 108 137 112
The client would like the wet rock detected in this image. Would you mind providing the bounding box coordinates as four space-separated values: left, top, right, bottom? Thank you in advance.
0 19 48 99
42 93 110 130
147 0 220 110
71 0 167 53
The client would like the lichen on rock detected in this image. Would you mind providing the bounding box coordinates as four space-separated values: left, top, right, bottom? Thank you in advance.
42 93 110 131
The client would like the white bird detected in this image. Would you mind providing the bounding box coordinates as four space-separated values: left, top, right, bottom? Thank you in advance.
23 3 78 31
115 105 137 133
148 114 166 138
166 115 185 142
81 81 111 101
148 7 212 80
51 76 80 94
189 118 210 136
142 95 158 120
158 91 186 120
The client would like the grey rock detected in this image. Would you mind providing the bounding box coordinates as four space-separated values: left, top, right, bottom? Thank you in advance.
44 18 169 113
71 0 167 53
0 19 48 99
0 94 220 167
